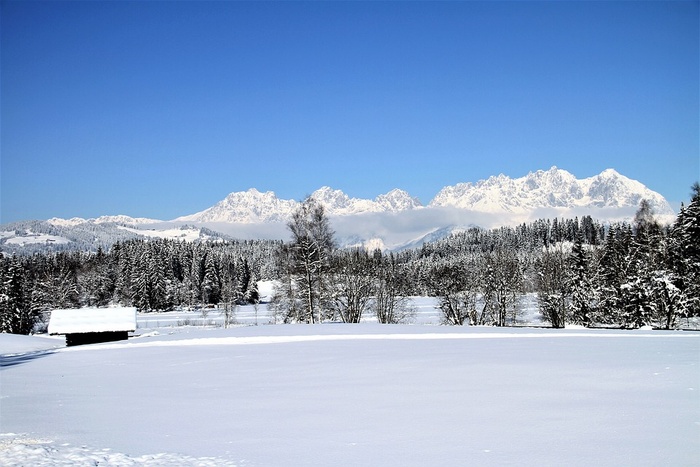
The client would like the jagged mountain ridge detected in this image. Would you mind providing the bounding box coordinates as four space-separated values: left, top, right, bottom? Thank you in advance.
177 167 674 223
1 167 677 254
429 167 672 214
175 187 423 223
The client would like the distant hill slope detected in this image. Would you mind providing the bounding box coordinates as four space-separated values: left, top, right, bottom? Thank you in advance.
0 220 230 255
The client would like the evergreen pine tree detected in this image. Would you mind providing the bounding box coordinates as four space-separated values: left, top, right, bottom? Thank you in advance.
0 254 38 334
595 224 631 325
621 201 661 328
568 232 595 326
201 250 221 305
670 183 700 317
131 244 170 312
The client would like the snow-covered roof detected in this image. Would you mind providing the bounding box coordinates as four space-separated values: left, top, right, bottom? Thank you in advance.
48 307 137 335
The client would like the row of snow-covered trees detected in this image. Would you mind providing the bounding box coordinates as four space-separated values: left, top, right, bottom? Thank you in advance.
0 239 280 333
2 185 698 334
411 192 697 328
271 186 699 329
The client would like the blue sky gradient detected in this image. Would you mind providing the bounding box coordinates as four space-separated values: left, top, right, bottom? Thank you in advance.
2 1 698 223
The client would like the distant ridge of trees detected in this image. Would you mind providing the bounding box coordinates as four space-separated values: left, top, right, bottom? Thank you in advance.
2 185 698 334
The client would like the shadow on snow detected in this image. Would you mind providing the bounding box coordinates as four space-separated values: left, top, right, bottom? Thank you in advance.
0 350 56 369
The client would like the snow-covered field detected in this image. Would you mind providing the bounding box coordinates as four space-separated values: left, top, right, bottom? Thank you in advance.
1 299 698 466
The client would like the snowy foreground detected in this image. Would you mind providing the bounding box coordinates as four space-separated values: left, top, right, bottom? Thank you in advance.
1 301 699 466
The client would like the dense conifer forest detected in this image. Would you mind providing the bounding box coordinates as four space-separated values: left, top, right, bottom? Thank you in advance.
2 186 698 334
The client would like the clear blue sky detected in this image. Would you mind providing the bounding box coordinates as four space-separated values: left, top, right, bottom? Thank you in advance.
2 1 698 223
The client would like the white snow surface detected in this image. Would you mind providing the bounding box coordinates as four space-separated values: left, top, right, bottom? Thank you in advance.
1 301 698 466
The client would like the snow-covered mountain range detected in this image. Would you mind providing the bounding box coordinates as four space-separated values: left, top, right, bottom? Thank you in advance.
0 167 677 252
430 167 673 214
175 167 674 223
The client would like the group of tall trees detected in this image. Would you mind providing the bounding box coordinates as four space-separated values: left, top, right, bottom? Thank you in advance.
2 185 698 334
269 198 415 324
418 189 699 329
0 239 278 333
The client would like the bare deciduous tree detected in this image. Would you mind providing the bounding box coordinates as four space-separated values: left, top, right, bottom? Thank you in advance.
329 249 374 323
372 251 415 324
536 245 570 328
272 197 336 323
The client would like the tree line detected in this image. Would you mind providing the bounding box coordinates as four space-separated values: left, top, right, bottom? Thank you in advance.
270 186 699 329
412 198 698 329
2 184 698 334
0 239 279 333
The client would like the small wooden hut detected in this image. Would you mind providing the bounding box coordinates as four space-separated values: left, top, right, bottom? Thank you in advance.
48 307 137 346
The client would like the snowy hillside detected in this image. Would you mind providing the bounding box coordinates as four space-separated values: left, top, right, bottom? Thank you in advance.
0 220 231 254
0 220 145 253
1 322 698 466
